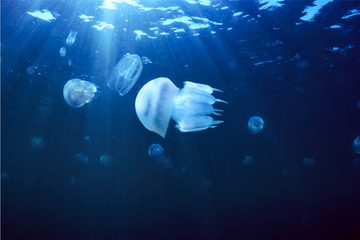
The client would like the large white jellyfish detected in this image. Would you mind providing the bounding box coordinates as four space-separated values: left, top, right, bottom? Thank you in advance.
135 77 227 138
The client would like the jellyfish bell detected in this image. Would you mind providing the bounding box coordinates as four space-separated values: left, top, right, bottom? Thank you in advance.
63 79 97 108
248 116 264 134
135 77 226 138
135 78 179 138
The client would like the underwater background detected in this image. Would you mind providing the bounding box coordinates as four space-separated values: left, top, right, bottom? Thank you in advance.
1 0 360 239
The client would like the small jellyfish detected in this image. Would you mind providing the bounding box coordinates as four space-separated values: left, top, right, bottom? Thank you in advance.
154 30 159 35
76 153 89 164
59 47 66 57
243 156 255 166
31 137 44 148
71 176 79 184
67 59 73 67
100 154 114 167
148 144 164 159
66 30 78 45
107 54 143 96
159 157 172 168
297 59 311 68
83 135 90 140
141 56 152 64
202 179 213 188
1 172 8 179
357 101 360 109
295 85 305 94
26 66 35 75
353 136 360 154
248 116 264 134
294 54 300 60
173 166 187 176
302 158 315 167
353 158 360 167
63 79 97 108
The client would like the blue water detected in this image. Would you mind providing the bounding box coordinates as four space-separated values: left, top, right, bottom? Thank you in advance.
2 1 360 239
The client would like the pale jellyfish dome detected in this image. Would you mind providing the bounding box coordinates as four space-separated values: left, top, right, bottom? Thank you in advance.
135 78 179 138
248 116 264 134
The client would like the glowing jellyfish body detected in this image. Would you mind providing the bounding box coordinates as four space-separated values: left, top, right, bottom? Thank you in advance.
107 54 143 96
31 137 44 148
353 136 360 154
148 144 164 159
76 153 89 164
135 78 226 138
142 56 152 64
59 47 66 57
302 158 315 167
66 30 78 45
248 116 264 134
243 156 255 166
63 79 97 108
100 154 114 167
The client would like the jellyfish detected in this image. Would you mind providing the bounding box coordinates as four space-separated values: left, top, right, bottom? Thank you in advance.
141 56 152 64
202 179 213 188
66 30 78 45
243 156 255 166
76 153 89 164
71 176 79 184
148 144 164 159
59 47 66 57
353 158 360 167
352 136 360 154
107 54 143 96
173 166 187 176
248 116 264 134
31 137 44 148
63 79 97 108
135 78 227 138
100 154 114 167
302 158 315 167
148 144 172 168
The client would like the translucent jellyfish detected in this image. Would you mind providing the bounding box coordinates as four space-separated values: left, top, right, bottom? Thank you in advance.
353 158 360 167
141 56 152 64
243 156 255 166
66 30 78 45
302 158 315 167
135 78 227 138
1 172 8 179
63 79 97 108
295 85 305 94
26 66 35 75
297 59 311 68
31 137 44 148
353 136 360 154
83 135 90 140
71 176 79 184
107 54 143 96
202 179 213 188
67 59 73 67
148 144 164 159
100 154 114 167
148 144 172 167
248 116 264 134
59 47 66 57
173 166 187 176
76 153 89 164
154 30 159 35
